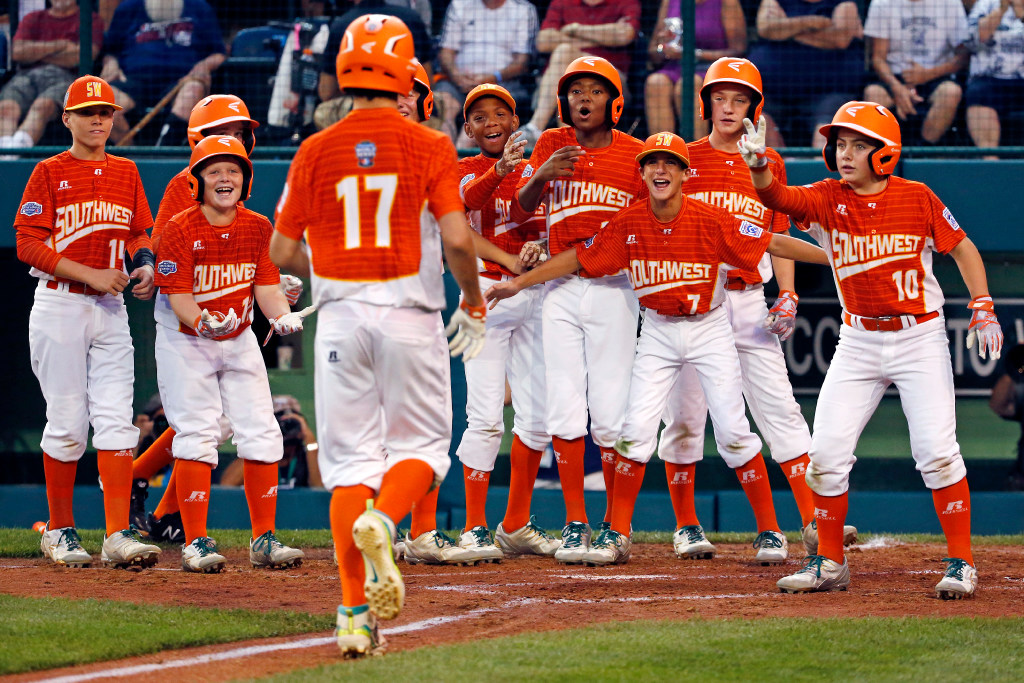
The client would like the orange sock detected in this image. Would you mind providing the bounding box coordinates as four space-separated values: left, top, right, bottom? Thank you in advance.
97 449 134 536
153 466 179 519
599 447 617 523
132 428 176 480
375 459 435 527
665 462 699 527
552 436 587 524
175 459 213 543
812 491 848 563
331 485 374 607
932 477 973 565
463 465 491 530
610 455 645 535
735 453 779 533
243 460 279 538
410 486 439 538
43 453 77 529
502 436 543 531
782 454 815 527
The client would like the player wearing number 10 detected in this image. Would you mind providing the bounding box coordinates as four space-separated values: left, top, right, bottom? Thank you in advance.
269 14 486 658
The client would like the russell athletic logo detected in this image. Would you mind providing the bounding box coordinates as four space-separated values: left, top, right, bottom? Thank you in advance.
467 470 488 482
740 469 758 483
601 451 616 464
814 507 834 521
615 460 635 476
790 462 806 477
185 491 207 503
262 486 278 498
671 471 690 484
942 500 965 514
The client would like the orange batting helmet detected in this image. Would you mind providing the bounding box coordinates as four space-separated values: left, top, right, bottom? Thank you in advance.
336 14 416 96
63 75 122 112
819 101 902 176
188 136 253 202
557 56 624 127
411 58 434 120
636 131 690 168
187 94 259 153
699 57 763 122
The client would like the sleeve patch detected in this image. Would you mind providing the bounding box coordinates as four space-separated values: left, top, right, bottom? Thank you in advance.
584 235 595 247
20 201 43 216
157 260 177 275
459 173 476 187
942 207 960 231
738 221 763 238
521 164 534 179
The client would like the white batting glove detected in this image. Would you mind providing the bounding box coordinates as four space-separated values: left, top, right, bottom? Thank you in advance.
279 274 303 306
263 305 316 347
966 296 1003 360
763 290 799 341
738 116 768 169
444 301 487 361
194 308 240 340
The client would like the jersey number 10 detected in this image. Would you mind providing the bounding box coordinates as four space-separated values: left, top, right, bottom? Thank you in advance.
335 174 398 249
891 269 919 301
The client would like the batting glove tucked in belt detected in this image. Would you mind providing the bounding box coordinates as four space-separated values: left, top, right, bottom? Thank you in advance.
445 302 486 361
966 295 1003 360
738 116 768 169
763 290 799 341
279 274 303 306
194 308 240 339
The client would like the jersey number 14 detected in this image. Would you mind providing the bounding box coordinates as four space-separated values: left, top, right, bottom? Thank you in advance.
335 174 398 249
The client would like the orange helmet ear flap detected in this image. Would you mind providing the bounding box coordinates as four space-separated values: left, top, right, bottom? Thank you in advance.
556 56 624 127
411 59 433 120
188 136 254 202
698 57 764 121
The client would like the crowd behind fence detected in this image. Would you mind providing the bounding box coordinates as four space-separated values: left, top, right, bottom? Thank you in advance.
0 0 1021 155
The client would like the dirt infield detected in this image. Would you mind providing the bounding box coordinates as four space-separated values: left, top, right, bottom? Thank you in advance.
4 540 1024 682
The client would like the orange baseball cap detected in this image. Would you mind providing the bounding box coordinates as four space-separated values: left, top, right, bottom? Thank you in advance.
463 83 516 120
63 75 122 112
636 132 690 168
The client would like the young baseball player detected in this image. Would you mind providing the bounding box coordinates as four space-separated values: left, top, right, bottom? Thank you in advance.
16 74 161 569
154 135 306 574
659 58 855 564
269 15 487 657
738 103 1002 598
130 94 305 545
511 56 645 563
487 132 829 566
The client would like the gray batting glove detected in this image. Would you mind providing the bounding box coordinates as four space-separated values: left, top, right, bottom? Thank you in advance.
738 116 768 169
444 302 486 361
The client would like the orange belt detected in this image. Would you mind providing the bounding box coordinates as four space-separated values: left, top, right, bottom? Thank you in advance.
842 310 940 332
46 280 103 296
724 277 758 291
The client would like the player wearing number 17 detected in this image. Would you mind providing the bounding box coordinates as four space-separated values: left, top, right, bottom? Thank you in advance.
269 14 486 658
738 103 1003 599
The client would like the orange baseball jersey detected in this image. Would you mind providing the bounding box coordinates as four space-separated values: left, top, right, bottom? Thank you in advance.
575 195 772 316
757 175 966 318
153 168 246 250
459 154 545 278
15 151 153 279
514 127 646 259
685 138 789 286
275 108 463 311
154 205 280 338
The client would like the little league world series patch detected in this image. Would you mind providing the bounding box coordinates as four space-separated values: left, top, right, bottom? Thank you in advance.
739 221 763 238
356 141 376 168
158 260 177 276
20 201 43 216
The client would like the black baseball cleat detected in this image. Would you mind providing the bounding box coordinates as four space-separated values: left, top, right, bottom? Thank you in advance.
147 511 185 544
129 478 150 534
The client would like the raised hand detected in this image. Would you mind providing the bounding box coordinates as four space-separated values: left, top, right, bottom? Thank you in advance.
738 117 768 169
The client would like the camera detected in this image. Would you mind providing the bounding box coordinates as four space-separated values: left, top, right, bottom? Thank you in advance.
275 410 305 452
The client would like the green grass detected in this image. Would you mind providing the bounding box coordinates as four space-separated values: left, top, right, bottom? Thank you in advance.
0 594 332 675
274 617 1024 682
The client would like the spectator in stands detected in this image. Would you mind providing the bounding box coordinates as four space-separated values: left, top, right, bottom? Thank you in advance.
748 0 864 147
964 0 1024 154
101 0 227 146
0 0 103 150
519 0 641 141
989 344 1024 490
863 0 968 146
314 0 432 130
434 0 539 145
644 0 746 138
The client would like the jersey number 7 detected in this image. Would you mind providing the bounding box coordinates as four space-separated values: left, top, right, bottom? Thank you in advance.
335 174 398 250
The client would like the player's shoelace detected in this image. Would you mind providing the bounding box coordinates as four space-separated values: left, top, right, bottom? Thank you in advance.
525 516 556 540
941 557 970 580
752 531 784 550
680 525 706 544
59 528 85 551
797 555 827 577
193 537 219 556
562 522 588 548
468 527 492 546
593 530 620 549
431 531 458 549
252 530 282 556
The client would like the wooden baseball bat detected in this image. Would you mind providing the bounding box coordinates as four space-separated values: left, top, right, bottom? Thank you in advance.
115 77 188 147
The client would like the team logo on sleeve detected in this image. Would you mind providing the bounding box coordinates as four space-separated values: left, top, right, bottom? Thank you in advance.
20 201 42 216
522 164 534 179
355 141 377 168
157 260 177 276
738 221 763 238
584 235 595 248
942 207 960 231
460 173 476 187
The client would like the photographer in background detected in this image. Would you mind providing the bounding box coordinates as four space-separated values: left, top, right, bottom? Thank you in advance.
989 343 1024 490
220 395 322 488
134 395 170 465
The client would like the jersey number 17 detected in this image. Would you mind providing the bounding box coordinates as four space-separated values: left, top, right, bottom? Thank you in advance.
336 174 398 249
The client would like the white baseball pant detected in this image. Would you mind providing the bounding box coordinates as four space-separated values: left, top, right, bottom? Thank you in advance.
659 285 811 465
806 314 967 496
29 282 139 461
155 326 282 467
542 273 640 447
315 300 453 491
618 307 762 467
457 276 547 472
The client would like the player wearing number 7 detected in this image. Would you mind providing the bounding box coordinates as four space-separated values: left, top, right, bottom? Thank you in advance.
269 14 486 658
738 103 1003 599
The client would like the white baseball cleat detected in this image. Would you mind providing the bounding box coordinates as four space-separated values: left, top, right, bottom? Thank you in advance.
673 525 716 560
581 529 631 566
777 554 851 593
40 525 92 568
250 530 305 569
101 528 160 569
336 604 387 658
181 536 227 573
935 557 978 600
553 521 591 565
402 529 479 566
494 516 561 557
457 527 504 564
753 530 789 565
352 504 404 620
802 520 859 556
